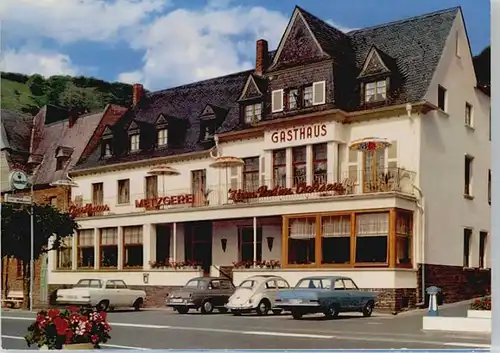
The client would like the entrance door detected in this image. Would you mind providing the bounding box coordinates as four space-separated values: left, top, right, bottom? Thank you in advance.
156 225 171 264
191 170 207 206
362 149 386 193
185 221 212 274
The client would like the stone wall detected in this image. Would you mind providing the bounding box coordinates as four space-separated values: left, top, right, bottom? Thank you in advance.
417 263 491 304
365 288 417 313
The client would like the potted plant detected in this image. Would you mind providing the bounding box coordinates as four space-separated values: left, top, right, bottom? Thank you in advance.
25 306 111 350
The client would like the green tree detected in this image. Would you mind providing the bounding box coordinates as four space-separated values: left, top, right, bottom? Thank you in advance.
27 74 47 96
1 203 79 309
59 85 91 111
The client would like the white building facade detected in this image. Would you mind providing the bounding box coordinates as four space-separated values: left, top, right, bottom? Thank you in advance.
47 6 490 311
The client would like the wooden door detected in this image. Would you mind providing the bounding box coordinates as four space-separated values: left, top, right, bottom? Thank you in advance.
362 149 385 192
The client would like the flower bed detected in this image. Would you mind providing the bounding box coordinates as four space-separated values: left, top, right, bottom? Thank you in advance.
470 296 491 311
149 260 202 270
232 260 281 269
25 306 111 350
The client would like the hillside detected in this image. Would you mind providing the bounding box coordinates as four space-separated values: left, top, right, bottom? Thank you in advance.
1 72 136 115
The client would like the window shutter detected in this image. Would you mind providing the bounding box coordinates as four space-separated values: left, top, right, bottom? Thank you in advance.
260 155 266 186
271 90 284 112
312 81 326 105
230 166 240 190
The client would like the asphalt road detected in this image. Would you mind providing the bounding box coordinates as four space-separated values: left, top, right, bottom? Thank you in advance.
1 303 491 350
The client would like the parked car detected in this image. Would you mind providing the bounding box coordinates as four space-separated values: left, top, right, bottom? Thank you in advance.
226 275 291 316
56 279 146 311
165 277 235 314
275 276 377 320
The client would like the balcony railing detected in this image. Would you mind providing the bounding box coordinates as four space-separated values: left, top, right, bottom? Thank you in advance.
70 167 416 217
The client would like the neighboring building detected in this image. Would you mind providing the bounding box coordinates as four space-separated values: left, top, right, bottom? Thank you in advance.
1 104 127 307
48 6 490 312
0 109 33 193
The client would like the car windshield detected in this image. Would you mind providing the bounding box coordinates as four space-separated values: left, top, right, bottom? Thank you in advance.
239 280 255 289
185 280 201 288
295 278 331 289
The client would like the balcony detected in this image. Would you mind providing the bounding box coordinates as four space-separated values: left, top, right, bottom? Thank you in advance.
70 167 416 218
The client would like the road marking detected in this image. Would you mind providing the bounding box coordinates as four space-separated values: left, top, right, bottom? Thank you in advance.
243 331 334 339
2 316 491 347
444 342 491 348
1 335 150 350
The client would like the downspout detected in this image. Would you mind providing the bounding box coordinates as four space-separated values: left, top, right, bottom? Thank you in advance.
210 135 221 159
412 184 426 306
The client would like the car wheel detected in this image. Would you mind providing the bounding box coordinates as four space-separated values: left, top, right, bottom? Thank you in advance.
256 299 270 316
324 305 339 319
362 301 374 317
96 300 109 312
272 309 281 315
176 306 189 314
200 300 214 314
291 311 303 320
218 307 228 314
232 310 242 316
133 298 143 311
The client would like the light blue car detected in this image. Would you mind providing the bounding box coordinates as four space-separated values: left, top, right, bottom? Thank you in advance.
275 276 377 320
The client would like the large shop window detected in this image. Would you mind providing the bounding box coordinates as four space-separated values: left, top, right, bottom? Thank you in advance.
239 227 262 262
313 143 327 183
292 146 307 186
243 157 260 192
321 215 351 264
273 149 286 188
288 217 316 265
100 228 118 268
56 236 73 269
355 213 388 263
77 229 94 268
396 211 412 266
124 226 143 268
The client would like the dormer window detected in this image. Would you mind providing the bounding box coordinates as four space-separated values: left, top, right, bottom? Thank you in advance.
204 122 216 140
365 80 387 103
157 128 168 147
288 89 299 110
303 85 313 107
244 103 262 124
55 158 65 171
104 142 112 157
130 134 140 152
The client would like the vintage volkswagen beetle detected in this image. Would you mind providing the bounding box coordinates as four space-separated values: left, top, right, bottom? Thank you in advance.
275 276 377 320
165 277 235 314
226 275 290 316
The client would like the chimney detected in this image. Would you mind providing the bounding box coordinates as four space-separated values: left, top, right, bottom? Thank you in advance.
255 39 269 76
132 83 144 106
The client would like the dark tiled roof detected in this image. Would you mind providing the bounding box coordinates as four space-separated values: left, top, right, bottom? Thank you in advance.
0 109 33 153
74 70 251 170
73 6 460 170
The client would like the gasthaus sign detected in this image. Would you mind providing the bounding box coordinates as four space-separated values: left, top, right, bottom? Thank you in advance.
268 123 329 145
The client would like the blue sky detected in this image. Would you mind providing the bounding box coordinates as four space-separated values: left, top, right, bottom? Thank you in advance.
0 0 490 91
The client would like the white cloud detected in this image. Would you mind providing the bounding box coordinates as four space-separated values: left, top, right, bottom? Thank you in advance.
0 49 79 77
326 19 357 33
122 5 289 90
0 0 169 43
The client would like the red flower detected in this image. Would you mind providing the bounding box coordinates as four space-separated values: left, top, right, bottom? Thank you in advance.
67 306 79 313
47 309 60 319
36 314 45 323
65 330 74 344
54 317 69 335
91 335 99 344
99 312 107 321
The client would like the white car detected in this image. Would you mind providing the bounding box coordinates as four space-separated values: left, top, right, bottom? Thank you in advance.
225 275 290 316
56 279 146 311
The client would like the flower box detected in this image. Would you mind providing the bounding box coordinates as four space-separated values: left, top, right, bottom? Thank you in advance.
149 260 202 270
232 260 281 269
467 309 491 319
26 307 111 350
470 296 491 311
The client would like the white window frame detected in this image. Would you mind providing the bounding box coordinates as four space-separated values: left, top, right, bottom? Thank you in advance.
244 103 262 124
312 81 326 105
271 89 284 113
130 134 140 152
365 80 387 103
104 142 112 157
303 85 313 107
157 128 168 147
